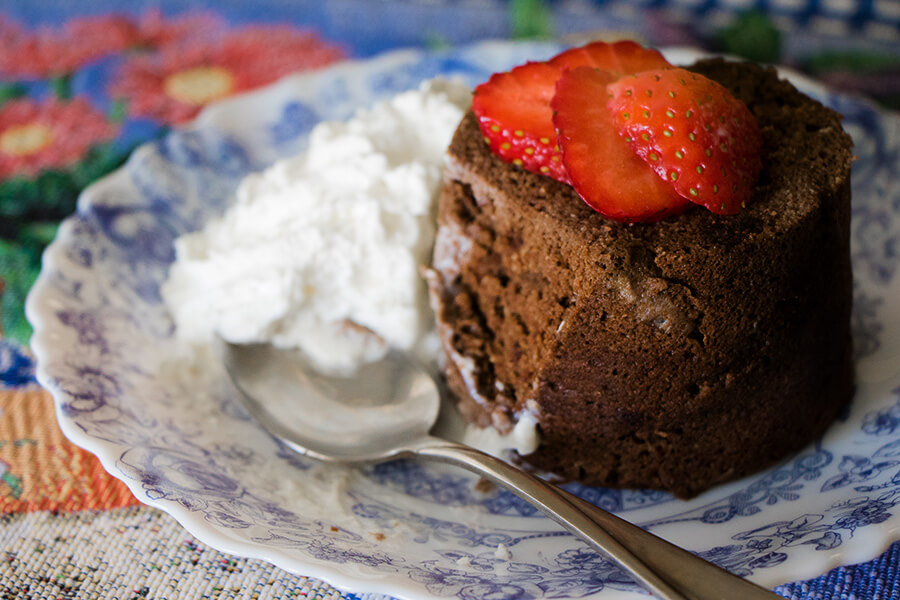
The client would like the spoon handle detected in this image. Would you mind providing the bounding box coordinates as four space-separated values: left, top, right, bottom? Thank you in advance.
414 437 780 600
557 488 782 600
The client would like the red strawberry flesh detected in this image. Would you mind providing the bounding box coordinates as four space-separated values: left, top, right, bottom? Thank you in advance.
607 68 763 214
549 40 670 77
472 61 569 181
472 42 673 183
552 67 690 222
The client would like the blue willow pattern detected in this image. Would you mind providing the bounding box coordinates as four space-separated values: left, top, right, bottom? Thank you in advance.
27 43 900 599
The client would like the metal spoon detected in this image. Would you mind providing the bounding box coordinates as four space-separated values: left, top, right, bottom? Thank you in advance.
219 340 782 600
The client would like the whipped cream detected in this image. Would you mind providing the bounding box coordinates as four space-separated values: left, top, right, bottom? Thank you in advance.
462 411 540 456
162 77 539 457
162 78 470 373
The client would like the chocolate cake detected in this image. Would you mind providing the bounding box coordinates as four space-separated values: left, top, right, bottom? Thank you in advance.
427 58 854 498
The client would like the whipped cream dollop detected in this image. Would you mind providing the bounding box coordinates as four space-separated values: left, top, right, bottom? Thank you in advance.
162 77 539 457
162 78 470 372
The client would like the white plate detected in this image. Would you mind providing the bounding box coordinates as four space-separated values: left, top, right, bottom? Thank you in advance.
27 41 900 599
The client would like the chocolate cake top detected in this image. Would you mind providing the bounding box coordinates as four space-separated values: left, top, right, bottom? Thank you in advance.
448 58 853 253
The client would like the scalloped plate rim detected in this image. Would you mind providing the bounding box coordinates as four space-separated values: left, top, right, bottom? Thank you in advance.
25 40 900 599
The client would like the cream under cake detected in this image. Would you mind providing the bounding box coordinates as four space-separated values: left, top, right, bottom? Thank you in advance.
427 52 854 498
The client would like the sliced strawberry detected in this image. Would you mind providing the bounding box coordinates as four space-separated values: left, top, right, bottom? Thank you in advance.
549 40 671 78
552 67 689 222
472 61 569 181
472 42 672 183
607 68 763 214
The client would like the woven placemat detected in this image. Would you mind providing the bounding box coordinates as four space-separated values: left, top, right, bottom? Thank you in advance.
0 388 137 514
0 505 381 600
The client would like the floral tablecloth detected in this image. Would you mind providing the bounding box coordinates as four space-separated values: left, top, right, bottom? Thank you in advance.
1 1 898 598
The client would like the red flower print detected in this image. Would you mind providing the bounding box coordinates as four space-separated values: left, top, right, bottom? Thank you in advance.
130 9 225 49
0 17 23 49
0 16 130 79
110 26 346 124
58 15 141 58
0 97 118 179
0 11 223 79
66 10 224 52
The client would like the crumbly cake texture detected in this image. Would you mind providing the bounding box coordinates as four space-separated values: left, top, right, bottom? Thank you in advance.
427 58 854 498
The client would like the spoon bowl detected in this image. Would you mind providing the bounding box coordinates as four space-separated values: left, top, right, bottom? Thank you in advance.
219 341 439 462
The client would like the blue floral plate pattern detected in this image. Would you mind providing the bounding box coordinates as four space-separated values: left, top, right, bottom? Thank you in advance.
26 42 900 599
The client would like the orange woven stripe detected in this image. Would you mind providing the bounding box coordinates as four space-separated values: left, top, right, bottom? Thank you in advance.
0 388 139 513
